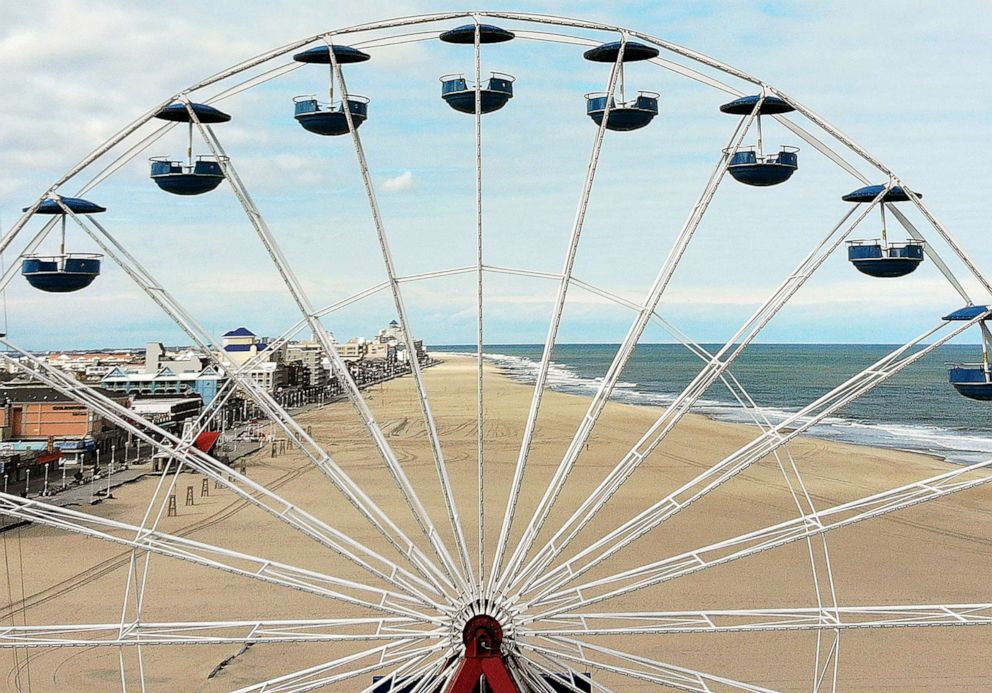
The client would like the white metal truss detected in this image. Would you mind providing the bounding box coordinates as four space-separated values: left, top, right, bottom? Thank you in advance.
504 191 884 600
0 343 449 612
519 312 985 611
188 106 471 598
0 493 437 622
58 199 458 601
525 604 992 636
529 438 992 619
521 636 777 692
494 95 767 596
328 42 476 590
0 617 444 648
488 30 629 598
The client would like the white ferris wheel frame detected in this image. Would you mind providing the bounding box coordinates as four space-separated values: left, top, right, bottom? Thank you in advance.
0 9 990 693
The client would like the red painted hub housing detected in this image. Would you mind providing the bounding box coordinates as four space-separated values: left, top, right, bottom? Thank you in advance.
446 615 520 693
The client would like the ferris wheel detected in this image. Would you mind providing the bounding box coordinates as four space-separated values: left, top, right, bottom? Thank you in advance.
2 10 992 692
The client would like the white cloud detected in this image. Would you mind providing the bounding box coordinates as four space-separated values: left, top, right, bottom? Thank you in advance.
381 170 415 192
3 2 992 348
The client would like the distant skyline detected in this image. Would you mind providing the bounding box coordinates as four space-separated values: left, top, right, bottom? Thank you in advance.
2 2 991 350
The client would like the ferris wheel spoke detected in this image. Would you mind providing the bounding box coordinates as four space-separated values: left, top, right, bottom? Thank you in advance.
507 196 880 599
472 15 488 593
0 617 442 648
514 656 565 693
513 658 560 693
520 315 981 608
74 213 457 598
522 648 611 693
524 603 992 636
0 344 451 609
189 108 469 598
645 326 841 693
521 635 778 692
0 492 441 623
899 186 992 298
362 648 456 693
330 47 476 590
528 445 992 620
488 32 629 599
229 638 444 693
498 95 764 598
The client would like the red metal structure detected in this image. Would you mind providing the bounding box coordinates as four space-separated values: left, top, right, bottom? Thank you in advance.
446 615 521 693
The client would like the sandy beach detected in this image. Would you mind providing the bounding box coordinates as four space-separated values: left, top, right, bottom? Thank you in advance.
1 354 990 692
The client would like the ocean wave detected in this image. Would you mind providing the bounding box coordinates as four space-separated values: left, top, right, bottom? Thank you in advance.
446 349 992 466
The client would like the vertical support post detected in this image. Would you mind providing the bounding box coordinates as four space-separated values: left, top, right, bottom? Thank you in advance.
185 486 194 507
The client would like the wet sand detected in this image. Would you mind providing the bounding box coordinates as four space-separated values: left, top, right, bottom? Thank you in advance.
1 355 990 691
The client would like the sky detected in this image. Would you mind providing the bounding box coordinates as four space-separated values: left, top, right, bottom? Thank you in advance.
1 1 991 350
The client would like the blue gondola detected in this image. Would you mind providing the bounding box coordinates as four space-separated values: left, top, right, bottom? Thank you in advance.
585 91 659 131
948 366 992 400
292 44 371 135
20 196 104 293
441 73 514 114
294 96 369 135
726 146 799 186
847 240 925 278
22 255 102 293
583 41 660 132
844 184 925 278
150 102 230 195
721 95 798 186
149 157 225 195
438 24 515 115
943 305 992 400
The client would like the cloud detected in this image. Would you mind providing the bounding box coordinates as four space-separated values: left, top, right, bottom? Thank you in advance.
381 170 415 193
3 2 992 349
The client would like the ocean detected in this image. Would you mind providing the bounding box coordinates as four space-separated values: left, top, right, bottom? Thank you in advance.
432 344 991 464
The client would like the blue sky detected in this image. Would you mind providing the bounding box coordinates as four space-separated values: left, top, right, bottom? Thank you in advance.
2 1 991 349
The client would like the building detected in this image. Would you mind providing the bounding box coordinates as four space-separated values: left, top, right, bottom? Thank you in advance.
144 342 205 374
375 319 426 363
365 341 394 361
221 327 268 365
377 320 404 345
338 338 367 363
44 350 142 383
0 381 128 456
219 327 286 394
101 365 226 405
285 340 329 388
131 397 202 432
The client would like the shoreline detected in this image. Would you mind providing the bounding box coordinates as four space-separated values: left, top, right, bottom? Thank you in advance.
433 347 991 466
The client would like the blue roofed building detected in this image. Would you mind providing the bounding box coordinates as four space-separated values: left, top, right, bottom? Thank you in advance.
220 327 286 393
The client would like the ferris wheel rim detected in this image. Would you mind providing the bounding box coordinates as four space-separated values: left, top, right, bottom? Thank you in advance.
2 10 992 693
